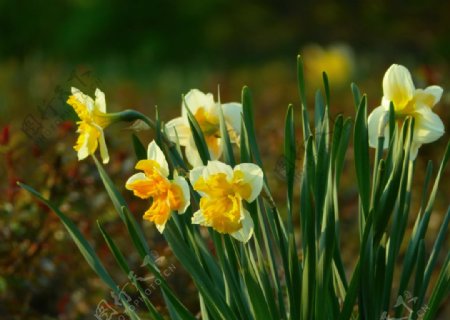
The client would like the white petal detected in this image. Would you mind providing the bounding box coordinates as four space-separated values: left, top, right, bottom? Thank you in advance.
189 165 205 186
414 86 443 109
233 163 264 202
182 89 215 118
383 64 415 109
203 160 233 181
147 141 169 177
172 176 190 214
230 209 254 243
125 173 148 188
367 105 389 149
77 137 90 161
155 220 167 234
165 117 190 146
191 210 209 226
222 102 242 141
95 88 107 113
98 129 110 164
413 106 445 144
185 137 204 167
71 87 94 113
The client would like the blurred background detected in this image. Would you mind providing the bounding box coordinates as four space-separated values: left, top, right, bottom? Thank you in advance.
0 0 449 318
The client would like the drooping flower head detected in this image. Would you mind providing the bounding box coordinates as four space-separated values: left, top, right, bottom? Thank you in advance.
67 87 114 164
190 161 263 243
125 141 190 233
165 89 242 167
368 64 445 159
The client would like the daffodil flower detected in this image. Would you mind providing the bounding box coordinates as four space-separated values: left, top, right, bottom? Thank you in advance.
165 89 242 167
125 141 190 233
368 64 445 159
67 87 115 164
189 160 263 243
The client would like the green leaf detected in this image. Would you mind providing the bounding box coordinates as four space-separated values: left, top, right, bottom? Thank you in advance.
350 83 362 112
322 72 331 108
423 252 450 320
242 86 264 170
218 93 235 166
132 134 147 161
164 224 237 320
18 182 141 320
93 157 194 319
397 141 450 298
353 95 370 217
184 97 210 165
297 55 311 142
284 104 296 227
97 221 164 320
419 206 450 305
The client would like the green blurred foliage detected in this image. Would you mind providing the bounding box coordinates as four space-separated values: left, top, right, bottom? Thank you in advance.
2 0 450 65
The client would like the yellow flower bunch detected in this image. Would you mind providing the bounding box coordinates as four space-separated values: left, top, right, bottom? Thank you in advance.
67 87 115 164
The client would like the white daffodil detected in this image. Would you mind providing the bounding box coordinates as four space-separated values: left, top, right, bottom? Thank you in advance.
189 160 263 243
165 89 242 167
67 87 115 164
125 141 190 233
368 64 445 159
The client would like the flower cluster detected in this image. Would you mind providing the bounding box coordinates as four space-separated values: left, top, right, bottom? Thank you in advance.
125 141 190 233
165 89 242 167
66 88 261 242
368 64 445 159
66 66 445 242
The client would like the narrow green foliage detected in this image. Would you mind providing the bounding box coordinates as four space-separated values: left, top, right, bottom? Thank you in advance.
25 57 450 320
18 183 141 320
185 100 211 165
218 93 235 166
354 95 370 217
132 134 147 160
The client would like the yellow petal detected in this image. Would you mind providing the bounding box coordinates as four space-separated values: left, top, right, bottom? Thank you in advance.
143 198 171 233
233 163 263 202
125 173 154 199
74 122 100 160
182 89 215 119
169 176 190 214
205 135 223 160
198 195 242 234
383 64 415 111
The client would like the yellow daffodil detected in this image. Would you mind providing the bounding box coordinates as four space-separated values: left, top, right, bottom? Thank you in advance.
165 89 242 167
67 87 115 164
189 160 263 243
125 141 190 233
368 64 445 159
302 44 354 88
